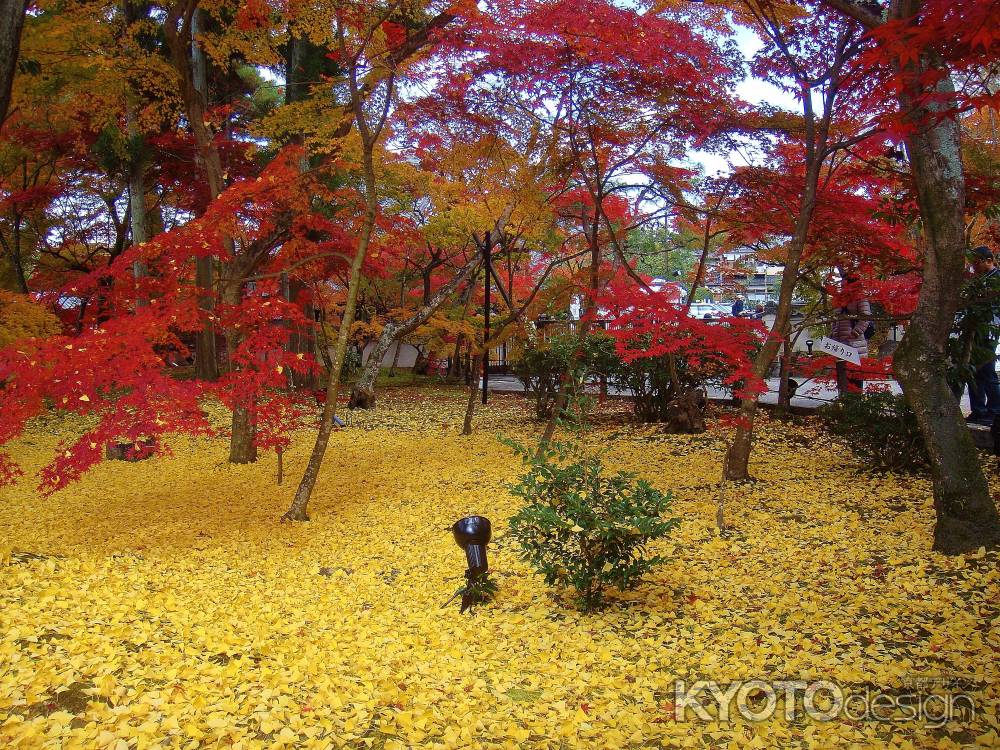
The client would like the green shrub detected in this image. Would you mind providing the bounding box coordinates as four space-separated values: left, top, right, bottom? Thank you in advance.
513 333 620 419
610 349 729 424
819 390 928 472
513 339 571 419
505 438 677 611
342 349 362 380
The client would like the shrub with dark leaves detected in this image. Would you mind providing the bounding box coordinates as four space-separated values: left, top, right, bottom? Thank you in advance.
819 390 928 472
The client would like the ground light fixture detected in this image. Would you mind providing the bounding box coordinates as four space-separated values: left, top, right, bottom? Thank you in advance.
806 339 814 355
448 516 497 613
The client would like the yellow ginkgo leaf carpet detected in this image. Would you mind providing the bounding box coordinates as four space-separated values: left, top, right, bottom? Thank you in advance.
1 389 998 749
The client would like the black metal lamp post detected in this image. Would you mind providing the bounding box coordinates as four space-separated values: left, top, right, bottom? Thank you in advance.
806 339 814 355
482 235 490 405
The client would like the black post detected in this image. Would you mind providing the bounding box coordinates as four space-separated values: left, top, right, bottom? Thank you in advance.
482 232 490 405
835 360 849 395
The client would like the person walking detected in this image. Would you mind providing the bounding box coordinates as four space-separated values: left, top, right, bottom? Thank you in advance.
955 245 1000 425
831 275 872 392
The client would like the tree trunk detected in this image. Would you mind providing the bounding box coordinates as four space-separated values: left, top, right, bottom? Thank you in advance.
818 0 1000 555
723 272 810 479
722 395 757 480
3 221 27 293
835 360 849 395
350 256 481 409
777 338 792 411
722 48 836 479
448 334 464 379
229 403 258 464
537 378 569 456
0 0 26 126
462 354 483 435
282 232 368 520
166 6 222 381
412 347 430 375
893 69 1000 553
280 7 465 503
126 107 149 307
350 324 398 409
537 322 593 454
281 273 317 389
387 337 403 376
191 12 220 379
219 274 258 462
282 24 389 521
192 283 217 382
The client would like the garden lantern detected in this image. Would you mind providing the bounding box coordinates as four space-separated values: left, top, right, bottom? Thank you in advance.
453 515 491 577
806 339 814 355
451 516 494 612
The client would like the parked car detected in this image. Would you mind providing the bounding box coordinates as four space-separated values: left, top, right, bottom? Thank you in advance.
687 302 731 320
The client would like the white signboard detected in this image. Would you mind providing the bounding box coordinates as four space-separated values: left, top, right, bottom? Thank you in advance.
817 336 862 365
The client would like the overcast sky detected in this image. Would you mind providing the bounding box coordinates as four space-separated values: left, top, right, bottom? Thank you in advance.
686 25 799 176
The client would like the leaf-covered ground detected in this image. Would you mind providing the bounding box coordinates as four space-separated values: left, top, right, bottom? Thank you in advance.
1 388 998 749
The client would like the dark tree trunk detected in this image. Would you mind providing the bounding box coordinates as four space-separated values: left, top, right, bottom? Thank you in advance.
462 354 482 435
166 6 222 382
0 0 26 126
281 274 317 389
448 334 464 379
893 68 1000 553
835 360 849 395
194 302 219 380
4 221 27 293
220 277 257 462
412 347 431 375
387 337 403 376
777 338 792 411
229 403 258 464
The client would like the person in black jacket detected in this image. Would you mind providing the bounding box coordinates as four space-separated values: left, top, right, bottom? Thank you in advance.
956 246 1000 425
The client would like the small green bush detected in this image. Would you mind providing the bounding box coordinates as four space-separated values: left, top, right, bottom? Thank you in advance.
819 390 928 472
505 438 678 611
342 349 362 380
513 340 571 419
513 333 620 419
609 348 730 425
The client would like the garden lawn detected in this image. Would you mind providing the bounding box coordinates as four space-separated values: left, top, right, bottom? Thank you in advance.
1 388 998 749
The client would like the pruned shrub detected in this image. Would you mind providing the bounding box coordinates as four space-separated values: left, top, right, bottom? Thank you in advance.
505 438 677 611
819 390 928 472
513 333 619 419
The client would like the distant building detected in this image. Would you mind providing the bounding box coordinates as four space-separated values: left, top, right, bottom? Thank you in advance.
702 248 805 309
